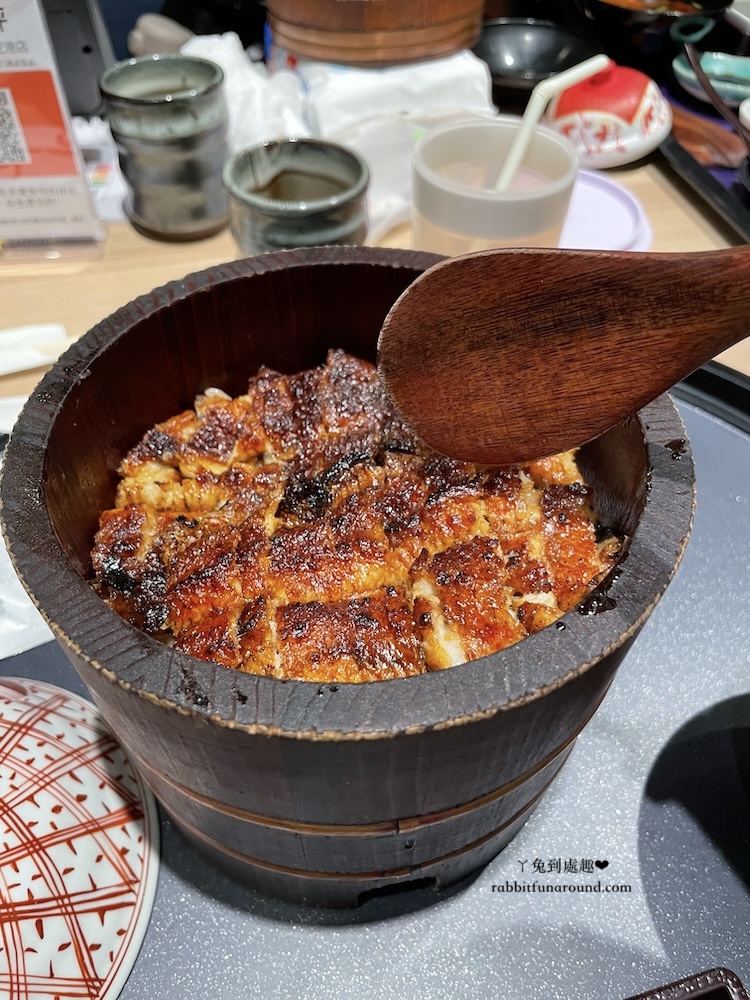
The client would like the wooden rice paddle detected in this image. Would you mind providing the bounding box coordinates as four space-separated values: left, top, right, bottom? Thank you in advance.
377 246 750 466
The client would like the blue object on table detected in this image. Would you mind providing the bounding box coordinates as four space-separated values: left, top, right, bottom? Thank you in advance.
673 50 750 107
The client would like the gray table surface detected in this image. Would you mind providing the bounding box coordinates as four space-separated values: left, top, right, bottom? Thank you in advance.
4 395 749 1000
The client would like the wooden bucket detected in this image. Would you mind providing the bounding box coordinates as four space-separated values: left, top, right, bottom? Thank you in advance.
1 247 695 908
266 0 486 66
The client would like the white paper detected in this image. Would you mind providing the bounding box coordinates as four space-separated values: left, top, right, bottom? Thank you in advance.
0 435 55 657
0 394 27 434
0 324 73 377
291 50 495 138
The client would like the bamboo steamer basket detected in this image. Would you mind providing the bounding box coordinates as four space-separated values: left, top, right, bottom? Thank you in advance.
0 246 695 907
266 0 486 66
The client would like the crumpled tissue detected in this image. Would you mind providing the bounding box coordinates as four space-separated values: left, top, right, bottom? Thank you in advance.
181 32 309 151
283 48 495 139
187 33 494 145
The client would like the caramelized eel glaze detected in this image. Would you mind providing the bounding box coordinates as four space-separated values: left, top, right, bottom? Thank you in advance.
92 351 619 682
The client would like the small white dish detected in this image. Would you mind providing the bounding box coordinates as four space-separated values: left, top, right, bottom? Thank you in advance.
0 677 159 1000
672 51 750 108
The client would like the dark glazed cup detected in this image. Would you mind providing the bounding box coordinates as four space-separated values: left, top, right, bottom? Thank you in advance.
100 53 229 241
223 138 370 255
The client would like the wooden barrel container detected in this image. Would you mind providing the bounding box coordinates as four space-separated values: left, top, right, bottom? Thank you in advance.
0 247 695 907
265 0 486 66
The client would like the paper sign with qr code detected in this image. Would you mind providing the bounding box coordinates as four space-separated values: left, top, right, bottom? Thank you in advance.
0 0 103 242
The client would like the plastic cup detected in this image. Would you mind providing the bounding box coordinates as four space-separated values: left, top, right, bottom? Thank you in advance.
412 116 579 255
222 138 370 256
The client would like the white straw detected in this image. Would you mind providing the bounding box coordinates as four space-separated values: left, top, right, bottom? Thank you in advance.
493 54 612 192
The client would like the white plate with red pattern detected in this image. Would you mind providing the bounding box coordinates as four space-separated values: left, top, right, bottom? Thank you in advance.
0 677 159 1000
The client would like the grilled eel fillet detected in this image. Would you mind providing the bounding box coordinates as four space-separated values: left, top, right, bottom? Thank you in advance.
91 350 620 682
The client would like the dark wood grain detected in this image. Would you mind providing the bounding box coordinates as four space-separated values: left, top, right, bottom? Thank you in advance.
0 246 695 906
669 103 747 168
624 968 750 1000
377 245 750 466
265 0 484 65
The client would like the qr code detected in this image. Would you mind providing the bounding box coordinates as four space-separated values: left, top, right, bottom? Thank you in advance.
0 88 30 165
